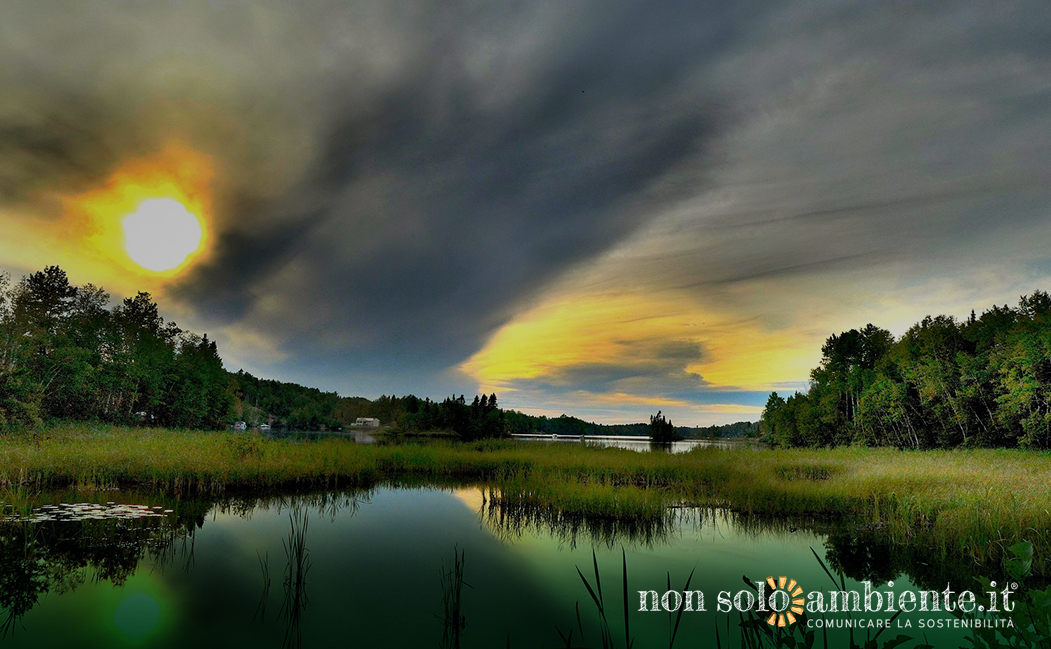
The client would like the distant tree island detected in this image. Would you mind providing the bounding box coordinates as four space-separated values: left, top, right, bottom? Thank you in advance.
648 410 682 442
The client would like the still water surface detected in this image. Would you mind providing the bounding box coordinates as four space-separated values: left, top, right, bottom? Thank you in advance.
510 434 751 453
0 485 993 648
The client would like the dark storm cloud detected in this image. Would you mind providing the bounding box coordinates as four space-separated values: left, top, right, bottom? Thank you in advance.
513 340 708 396
3 0 1051 405
0 0 757 395
0 95 131 207
584 0 1051 323
164 0 757 376
185 81 712 334
0 0 324 224
675 252 886 288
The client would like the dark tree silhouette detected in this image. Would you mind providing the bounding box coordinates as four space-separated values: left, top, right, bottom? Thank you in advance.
649 410 680 443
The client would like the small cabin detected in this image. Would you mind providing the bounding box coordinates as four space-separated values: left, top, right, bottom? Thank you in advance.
353 417 381 428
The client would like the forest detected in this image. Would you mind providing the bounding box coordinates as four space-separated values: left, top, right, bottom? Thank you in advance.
230 369 344 430
0 266 230 429
234 387 504 438
761 290 1051 449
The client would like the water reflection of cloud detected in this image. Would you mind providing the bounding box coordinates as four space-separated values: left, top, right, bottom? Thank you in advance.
451 487 486 514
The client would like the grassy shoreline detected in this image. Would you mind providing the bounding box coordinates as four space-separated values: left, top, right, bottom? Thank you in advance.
1 424 1049 571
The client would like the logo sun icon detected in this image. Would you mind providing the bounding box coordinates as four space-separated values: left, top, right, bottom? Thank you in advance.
765 576 805 626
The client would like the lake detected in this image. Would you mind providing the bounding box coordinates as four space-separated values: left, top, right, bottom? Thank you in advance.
510 433 754 453
0 482 1000 648
264 430 751 453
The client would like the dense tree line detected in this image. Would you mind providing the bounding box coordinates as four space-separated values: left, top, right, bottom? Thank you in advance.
343 393 508 439
689 420 760 438
334 394 413 427
229 378 401 431
0 266 231 429
503 412 646 436
503 411 758 438
230 369 343 430
232 386 507 439
401 394 505 440
761 291 1051 449
339 395 755 441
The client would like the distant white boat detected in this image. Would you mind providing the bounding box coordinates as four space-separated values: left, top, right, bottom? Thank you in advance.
259 424 271 431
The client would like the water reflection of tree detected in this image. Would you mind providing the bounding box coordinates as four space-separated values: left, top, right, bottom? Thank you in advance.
708 512 997 590
822 527 992 591
477 492 998 591
0 489 367 639
214 490 371 523
0 526 48 637
0 505 204 637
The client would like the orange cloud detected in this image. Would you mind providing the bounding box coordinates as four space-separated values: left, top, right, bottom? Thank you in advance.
1 144 215 297
583 392 691 407
461 286 820 395
689 403 764 415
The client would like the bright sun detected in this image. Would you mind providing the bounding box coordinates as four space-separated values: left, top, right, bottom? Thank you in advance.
122 199 204 272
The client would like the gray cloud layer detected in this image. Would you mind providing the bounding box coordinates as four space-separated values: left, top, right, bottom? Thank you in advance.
2 0 1050 403
629 0 1051 298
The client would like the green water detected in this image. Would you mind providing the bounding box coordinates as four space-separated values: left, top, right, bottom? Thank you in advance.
0 486 1021 648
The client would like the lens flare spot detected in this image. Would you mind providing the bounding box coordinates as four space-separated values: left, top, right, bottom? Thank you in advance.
114 593 161 637
122 199 204 272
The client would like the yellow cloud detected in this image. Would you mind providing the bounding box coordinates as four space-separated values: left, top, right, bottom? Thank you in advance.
461 287 820 395
689 403 765 415
686 318 818 390
462 291 687 387
584 392 691 407
450 487 486 513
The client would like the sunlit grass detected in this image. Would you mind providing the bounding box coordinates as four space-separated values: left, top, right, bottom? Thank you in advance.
1 424 1050 569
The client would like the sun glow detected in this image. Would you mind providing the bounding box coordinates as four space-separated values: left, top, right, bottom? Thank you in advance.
122 199 204 272
30 144 218 291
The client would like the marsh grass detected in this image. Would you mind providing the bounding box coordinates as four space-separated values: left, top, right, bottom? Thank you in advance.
480 485 706 548
563 548 633 649
438 546 469 649
280 507 311 649
2 425 1051 570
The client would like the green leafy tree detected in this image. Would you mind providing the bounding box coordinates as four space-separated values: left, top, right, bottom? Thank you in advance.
0 266 233 430
761 291 1051 450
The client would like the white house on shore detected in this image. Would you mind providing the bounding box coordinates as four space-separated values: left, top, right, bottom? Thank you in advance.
352 417 380 428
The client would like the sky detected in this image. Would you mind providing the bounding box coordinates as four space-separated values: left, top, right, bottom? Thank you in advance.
1 0 1050 425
